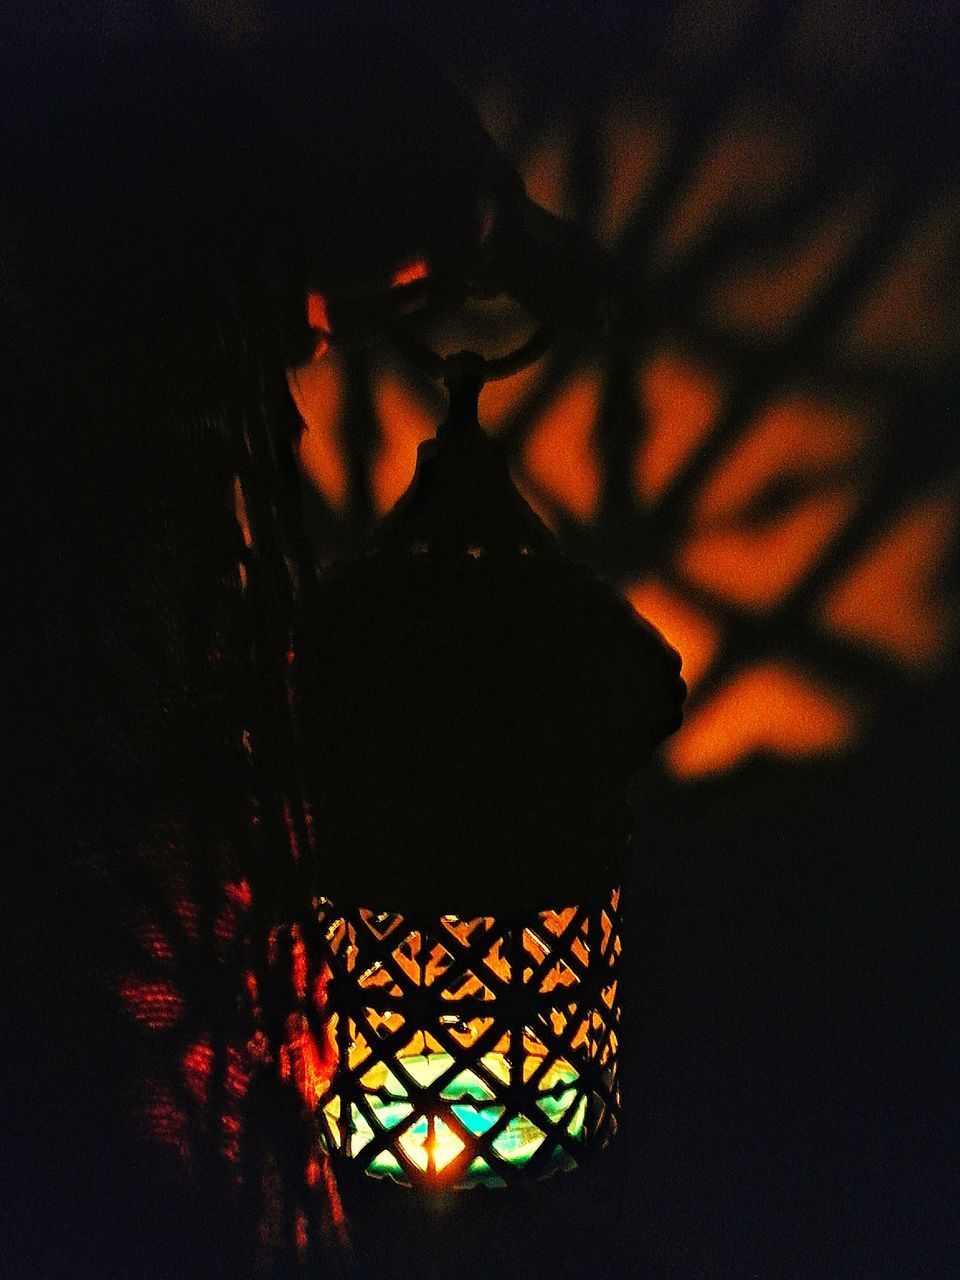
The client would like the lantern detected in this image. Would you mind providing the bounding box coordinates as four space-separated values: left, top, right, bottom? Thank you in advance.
301 351 684 1190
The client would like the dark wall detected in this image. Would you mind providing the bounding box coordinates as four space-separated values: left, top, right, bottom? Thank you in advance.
3 3 957 1277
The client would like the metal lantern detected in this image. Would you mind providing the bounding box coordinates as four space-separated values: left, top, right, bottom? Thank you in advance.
301 355 684 1190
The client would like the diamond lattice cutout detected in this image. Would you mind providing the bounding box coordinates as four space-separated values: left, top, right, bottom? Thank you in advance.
315 886 623 1188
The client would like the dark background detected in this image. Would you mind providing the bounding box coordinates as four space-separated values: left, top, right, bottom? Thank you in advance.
3 2 958 1277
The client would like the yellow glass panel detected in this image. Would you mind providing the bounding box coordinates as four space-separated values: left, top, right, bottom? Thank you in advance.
491 1029 511 1058
537 1057 578 1092
359 908 403 941
439 915 494 947
364 1008 405 1038
324 918 346 948
397 1120 429 1171
431 1117 465 1172
331 922 359 972
448 1016 494 1049
483 937 511 983
392 933 422 984
323 1095 341 1145
480 1047 511 1085
346 1027 372 1070
569 1013 591 1051
359 1060 407 1098
424 941 455 986
358 962 393 990
600 910 613 954
349 1103 374 1155
522 1027 548 1058
549 1008 569 1037
442 970 496 1001
522 928 549 965
540 958 579 993
540 905 577 937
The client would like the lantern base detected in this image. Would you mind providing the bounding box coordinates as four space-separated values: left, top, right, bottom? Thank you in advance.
314 887 622 1190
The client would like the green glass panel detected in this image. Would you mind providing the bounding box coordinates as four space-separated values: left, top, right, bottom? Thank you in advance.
490 1113 546 1164
566 1095 587 1137
536 1087 577 1126
549 1144 578 1173
368 1099 414 1132
396 1052 453 1088
450 1102 505 1137
462 1157 507 1190
367 1149 405 1179
441 1068 496 1102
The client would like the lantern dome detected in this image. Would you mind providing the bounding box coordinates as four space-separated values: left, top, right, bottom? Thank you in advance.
301 369 684 916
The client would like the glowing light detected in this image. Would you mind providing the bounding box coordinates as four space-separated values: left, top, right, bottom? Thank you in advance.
710 198 872 337
634 349 723 503
232 474 253 549
371 369 439 514
523 125 574 220
358 1052 582 1180
283 1012 334 1106
295 1212 308 1256
225 879 253 911
656 112 802 266
820 487 958 671
289 350 349 512
389 258 430 287
317 893 621 1189
306 291 331 334
139 921 173 962
693 396 868 523
625 579 719 692
224 1045 249 1100
667 663 856 777
679 487 859 610
478 361 542 434
598 105 667 247
291 924 307 999
144 1079 189 1159
182 1040 214 1106
522 369 601 522
847 191 960 367
121 978 183 1029
173 890 199 941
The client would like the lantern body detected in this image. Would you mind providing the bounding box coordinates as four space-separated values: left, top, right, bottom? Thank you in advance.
302 375 683 1190
315 887 622 1188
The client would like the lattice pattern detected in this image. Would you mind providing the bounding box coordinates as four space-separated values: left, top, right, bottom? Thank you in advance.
313 888 622 1189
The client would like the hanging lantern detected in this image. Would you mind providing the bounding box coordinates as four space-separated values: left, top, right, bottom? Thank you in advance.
300 347 684 1190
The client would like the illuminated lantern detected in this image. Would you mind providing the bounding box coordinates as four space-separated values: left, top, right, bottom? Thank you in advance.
303 353 684 1190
